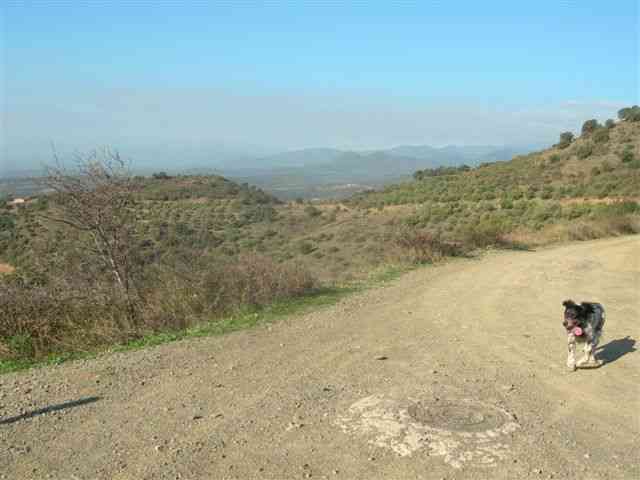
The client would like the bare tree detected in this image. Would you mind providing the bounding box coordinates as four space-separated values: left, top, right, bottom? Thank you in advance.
40 147 141 319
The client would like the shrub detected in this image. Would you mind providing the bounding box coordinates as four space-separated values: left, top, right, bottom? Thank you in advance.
568 216 640 241
201 254 316 312
601 160 614 173
599 201 640 216
592 128 610 144
540 186 554 199
618 105 640 122
576 143 594 159
556 132 574 149
152 171 172 180
395 228 461 263
304 205 322 218
605 119 616 129
0 214 15 231
581 119 600 136
620 146 635 163
0 279 135 360
456 217 509 249
500 198 514 209
628 159 640 169
297 241 316 255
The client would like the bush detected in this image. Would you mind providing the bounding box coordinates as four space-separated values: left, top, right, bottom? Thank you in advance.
152 171 172 180
556 132 574 149
568 216 640 241
601 160 614 173
605 119 616 129
592 128 610 144
620 146 635 163
0 252 317 361
576 143 594 159
618 105 640 122
456 217 509 249
395 228 461 263
628 159 640 169
581 119 600 136
0 214 15 231
500 198 514 209
304 205 322 218
297 241 316 254
0 279 135 360
201 254 315 313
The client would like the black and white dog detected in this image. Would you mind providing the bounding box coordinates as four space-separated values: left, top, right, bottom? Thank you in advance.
562 300 605 371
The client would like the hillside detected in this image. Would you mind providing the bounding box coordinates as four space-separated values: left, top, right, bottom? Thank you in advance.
347 117 640 241
224 144 536 200
1 113 639 364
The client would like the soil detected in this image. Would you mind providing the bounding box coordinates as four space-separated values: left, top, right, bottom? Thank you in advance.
0 264 15 275
1 236 638 479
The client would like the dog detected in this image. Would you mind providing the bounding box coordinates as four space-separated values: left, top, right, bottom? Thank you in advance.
562 300 605 371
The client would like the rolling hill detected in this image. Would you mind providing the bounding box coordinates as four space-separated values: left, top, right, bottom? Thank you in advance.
1 110 638 364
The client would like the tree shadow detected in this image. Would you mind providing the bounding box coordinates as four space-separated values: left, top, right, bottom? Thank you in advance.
597 336 636 364
0 396 101 425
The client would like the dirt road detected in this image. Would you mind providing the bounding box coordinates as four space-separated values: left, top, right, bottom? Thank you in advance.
1 236 639 479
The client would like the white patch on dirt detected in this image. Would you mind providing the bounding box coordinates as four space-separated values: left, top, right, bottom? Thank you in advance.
336 395 520 469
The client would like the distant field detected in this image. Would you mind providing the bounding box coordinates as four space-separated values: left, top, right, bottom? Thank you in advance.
0 177 51 198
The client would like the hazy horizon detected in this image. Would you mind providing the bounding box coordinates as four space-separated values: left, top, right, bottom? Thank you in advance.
2 2 638 173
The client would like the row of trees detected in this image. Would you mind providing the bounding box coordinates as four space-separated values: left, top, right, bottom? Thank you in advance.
618 105 640 122
555 105 639 150
413 164 471 180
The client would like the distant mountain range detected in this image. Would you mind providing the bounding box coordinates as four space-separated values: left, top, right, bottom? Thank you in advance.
225 144 536 171
219 144 540 200
2 142 540 200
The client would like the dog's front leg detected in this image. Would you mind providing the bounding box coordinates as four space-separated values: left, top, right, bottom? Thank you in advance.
578 338 603 367
577 341 592 367
567 334 577 371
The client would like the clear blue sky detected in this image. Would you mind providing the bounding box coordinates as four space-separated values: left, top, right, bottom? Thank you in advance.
2 1 638 169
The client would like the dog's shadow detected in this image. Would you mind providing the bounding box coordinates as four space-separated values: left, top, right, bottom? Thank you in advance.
597 336 636 364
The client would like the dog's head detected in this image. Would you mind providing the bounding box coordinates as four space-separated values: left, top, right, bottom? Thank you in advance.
562 299 586 331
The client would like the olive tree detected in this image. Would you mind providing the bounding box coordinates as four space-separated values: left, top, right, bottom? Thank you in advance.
557 131 574 149
581 119 600 136
618 105 640 122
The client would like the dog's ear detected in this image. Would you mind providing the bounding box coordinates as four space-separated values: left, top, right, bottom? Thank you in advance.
562 300 575 308
580 302 594 314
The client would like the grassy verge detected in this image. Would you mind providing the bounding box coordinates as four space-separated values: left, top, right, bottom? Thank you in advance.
0 263 413 375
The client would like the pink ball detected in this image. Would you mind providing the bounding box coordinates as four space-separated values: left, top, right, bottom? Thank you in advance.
572 326 583 336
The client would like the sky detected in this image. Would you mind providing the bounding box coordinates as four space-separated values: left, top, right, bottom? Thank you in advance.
1 1 638 172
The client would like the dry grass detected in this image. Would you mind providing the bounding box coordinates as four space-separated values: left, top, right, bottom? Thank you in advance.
504 215 640 246
0 254 316 361
200 253 316 312
395 228 462 263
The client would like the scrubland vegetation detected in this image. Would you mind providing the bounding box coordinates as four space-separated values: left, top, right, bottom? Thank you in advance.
1 109 639 366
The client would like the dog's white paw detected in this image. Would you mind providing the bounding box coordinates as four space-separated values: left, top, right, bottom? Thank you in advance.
576 358 603 369
567 362 577 371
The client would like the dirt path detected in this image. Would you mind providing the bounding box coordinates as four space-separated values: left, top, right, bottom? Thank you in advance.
1 237 639 480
